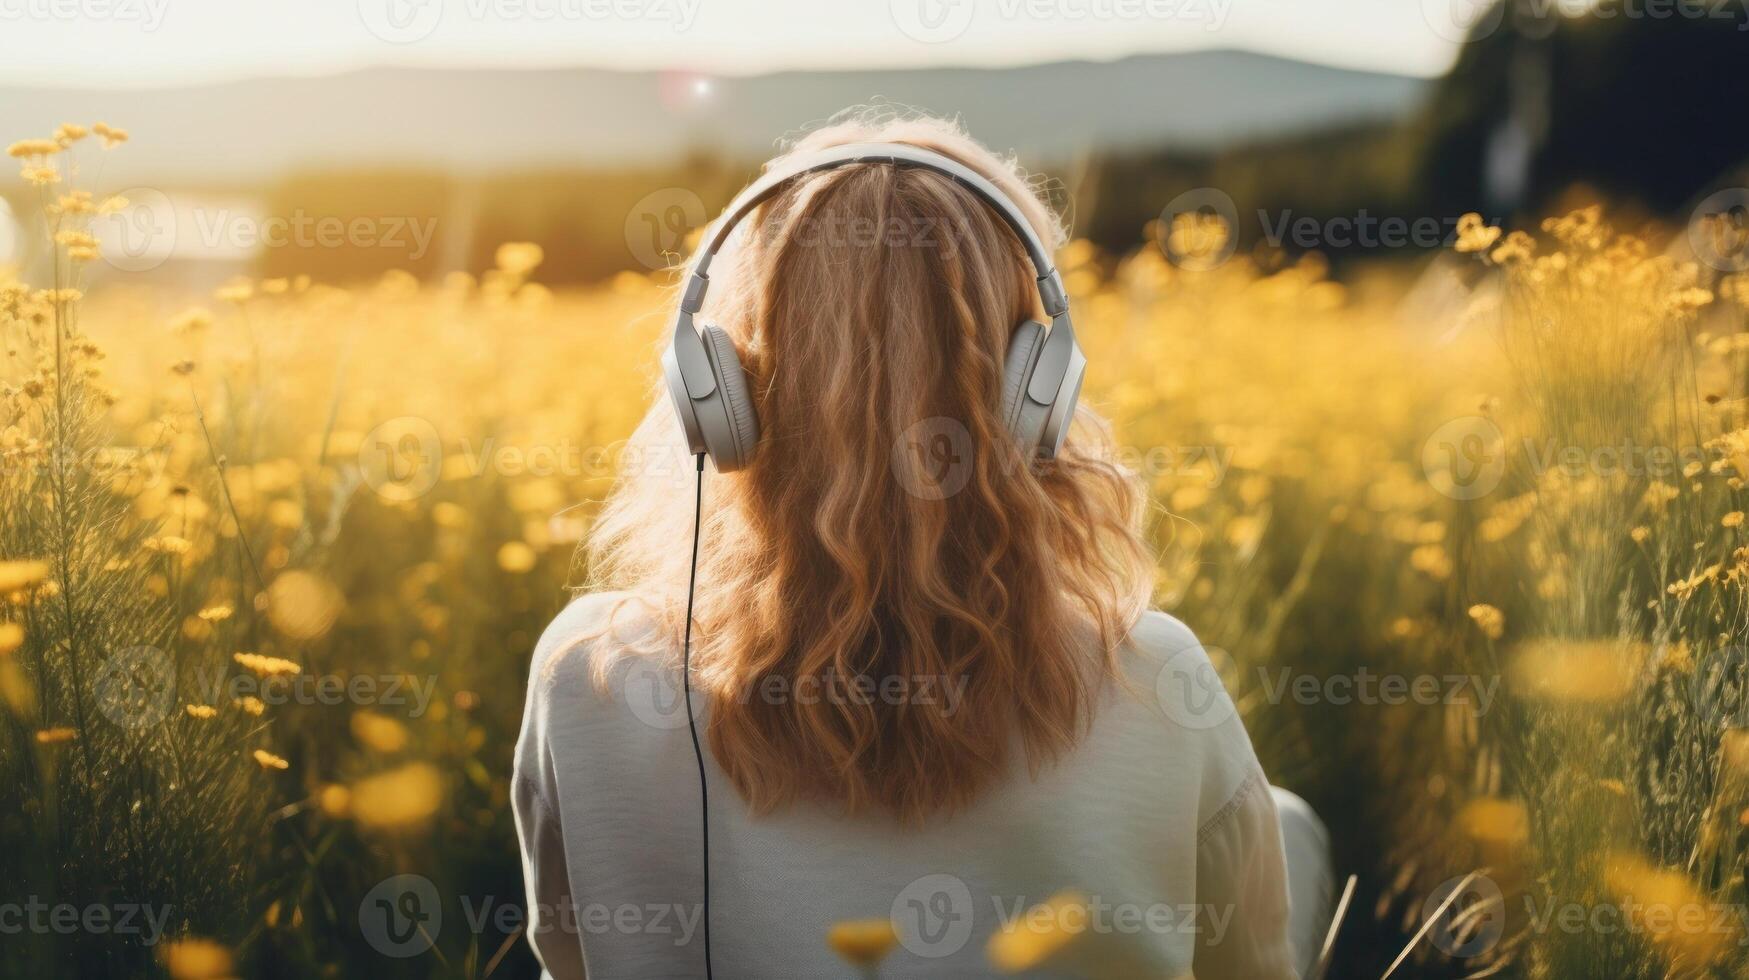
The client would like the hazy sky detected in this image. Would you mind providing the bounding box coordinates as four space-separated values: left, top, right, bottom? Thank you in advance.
2 0 1491 85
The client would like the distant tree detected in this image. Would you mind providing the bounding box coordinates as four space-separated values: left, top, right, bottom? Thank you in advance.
1417 1 1749 220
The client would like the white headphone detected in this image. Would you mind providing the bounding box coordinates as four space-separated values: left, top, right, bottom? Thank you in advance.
661 142 1087 471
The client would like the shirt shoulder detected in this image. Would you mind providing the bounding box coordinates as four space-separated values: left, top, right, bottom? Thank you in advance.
529 590 660 691
1112 609 1268 830
524 589 701 746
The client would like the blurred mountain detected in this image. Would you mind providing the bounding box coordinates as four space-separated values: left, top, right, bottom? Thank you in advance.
0 51 1428 186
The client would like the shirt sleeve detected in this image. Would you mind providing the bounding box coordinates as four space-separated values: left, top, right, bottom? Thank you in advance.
512 654 589 980
1192 770 1298 980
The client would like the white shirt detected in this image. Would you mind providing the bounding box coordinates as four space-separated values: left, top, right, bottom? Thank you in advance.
513 592 1298 979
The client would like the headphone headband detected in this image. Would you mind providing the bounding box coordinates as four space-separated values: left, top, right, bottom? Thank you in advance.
687 142 1065 310
664 141 1086 469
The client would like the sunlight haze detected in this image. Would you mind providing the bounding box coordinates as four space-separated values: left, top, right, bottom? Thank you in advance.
3 0 1471 84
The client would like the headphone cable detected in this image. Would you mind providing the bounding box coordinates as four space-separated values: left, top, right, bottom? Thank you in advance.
681 451 714 979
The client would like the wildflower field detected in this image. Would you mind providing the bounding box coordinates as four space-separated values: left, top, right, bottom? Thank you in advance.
5 126 1749 979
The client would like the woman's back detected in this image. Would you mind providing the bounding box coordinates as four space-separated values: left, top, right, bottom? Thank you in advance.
514 592 1298 979
513 112 1317 978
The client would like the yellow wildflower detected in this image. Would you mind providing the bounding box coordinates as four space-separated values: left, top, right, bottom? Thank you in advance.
1454 213 1502 254
6 139 60 158
1467 604 1505 640
233 651 302 677
1410 544 1453 580
92 121 129 148
170 307 214 333
252 749 290 770
1603 852 1733 970
0 560 50 593
318 783 352 818
826 919 897 969
265 570 344 641
214 280 253 304
160 937 233 980
495 242 545 278
54 191 94 215
349 763 444 830
1513 640 1642 702
497 541 538 574
987 890 1088 973
350 712 410 754
144 535 193 555
1490 230 1535 264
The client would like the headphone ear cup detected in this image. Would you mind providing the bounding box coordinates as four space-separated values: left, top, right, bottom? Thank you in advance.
1001 320 1049 454
700 324 760 471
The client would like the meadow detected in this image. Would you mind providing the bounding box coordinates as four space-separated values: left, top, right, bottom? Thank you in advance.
4 125 1749 978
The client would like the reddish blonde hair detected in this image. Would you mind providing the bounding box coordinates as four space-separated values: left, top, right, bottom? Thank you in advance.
586 110 1153 823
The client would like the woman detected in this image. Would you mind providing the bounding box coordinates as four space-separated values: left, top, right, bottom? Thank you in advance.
514 111 1330 978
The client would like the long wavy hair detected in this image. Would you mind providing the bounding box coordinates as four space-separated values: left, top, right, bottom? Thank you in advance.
585 110 1154 824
